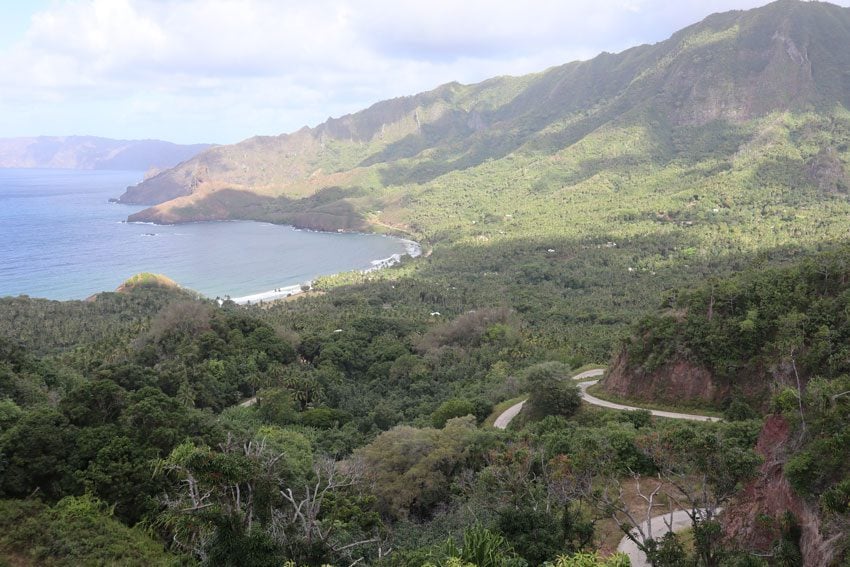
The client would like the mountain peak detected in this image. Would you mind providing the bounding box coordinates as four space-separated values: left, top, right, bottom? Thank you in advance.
118 1 850 229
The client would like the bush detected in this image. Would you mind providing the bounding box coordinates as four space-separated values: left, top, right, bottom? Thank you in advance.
300 407 350 429
524 362 580 420
724 398 759 421
432 398 476 428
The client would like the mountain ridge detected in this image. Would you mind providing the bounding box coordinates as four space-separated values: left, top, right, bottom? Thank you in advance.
120 0 850 233
0 135 211 172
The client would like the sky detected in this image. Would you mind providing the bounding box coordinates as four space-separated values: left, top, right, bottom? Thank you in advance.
0 0 847 145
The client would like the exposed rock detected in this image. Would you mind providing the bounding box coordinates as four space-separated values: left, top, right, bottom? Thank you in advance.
601 347 727 405
723 415 839 566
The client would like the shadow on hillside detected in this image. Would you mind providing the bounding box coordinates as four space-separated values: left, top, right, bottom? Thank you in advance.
184 187 372 232
288 226 844 363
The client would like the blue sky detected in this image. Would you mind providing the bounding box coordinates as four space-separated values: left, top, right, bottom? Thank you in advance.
0 0 846 145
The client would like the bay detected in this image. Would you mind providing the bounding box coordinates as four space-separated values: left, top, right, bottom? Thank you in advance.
0 169 412 301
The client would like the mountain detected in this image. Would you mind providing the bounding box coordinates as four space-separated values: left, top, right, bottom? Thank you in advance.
0 136 211 171
120 0 850 231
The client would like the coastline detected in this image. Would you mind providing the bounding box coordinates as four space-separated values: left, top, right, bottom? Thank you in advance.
230 238 422 306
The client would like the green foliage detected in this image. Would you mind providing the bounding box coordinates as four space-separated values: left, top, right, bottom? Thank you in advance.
427 525 526 567
783 375 850 548
0 407 76 498
724 397 759 421
648 532 687 567
254 425 313 484
549 552 631 566
497 507 565 566
621 246 850 408
356 416 494 520
0 496 180 566
7 4 850 564
524 362 581 420
431 398 476 428
256 387 300 425
0 398 22 430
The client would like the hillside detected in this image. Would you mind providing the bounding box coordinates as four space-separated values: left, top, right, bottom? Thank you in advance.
597 245 850 562
0 135 210 171
602 245 850 407
6 2 850 564
115 0 850 364
121 0 850 233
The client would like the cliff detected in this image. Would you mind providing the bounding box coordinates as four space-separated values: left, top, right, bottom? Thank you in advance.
723 415 841 566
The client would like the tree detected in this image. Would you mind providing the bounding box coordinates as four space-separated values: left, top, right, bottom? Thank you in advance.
524 362 581 420
0 407 76 498
157 435 381 565
432 398 476 428
356 416 490 520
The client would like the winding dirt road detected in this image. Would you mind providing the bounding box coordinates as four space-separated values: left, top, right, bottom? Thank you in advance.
577 380 721 423
617 508 722 567
493 367 720 427
492 367 723 563
493 368 603 430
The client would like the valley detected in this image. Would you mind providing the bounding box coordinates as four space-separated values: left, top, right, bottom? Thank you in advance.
2 1 850 565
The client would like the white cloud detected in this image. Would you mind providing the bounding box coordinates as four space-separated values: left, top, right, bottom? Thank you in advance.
0 0 846 143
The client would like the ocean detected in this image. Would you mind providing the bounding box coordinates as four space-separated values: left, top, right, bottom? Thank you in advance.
0 169 411 301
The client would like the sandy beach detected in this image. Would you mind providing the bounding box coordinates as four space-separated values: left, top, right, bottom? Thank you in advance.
230 238 422 305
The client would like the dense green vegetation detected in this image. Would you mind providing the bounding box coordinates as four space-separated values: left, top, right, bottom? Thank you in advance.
0 283 771 566
5 1 850 565
616 245 850 559
620 245 850 391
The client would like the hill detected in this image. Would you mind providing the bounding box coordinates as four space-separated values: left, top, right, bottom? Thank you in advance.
602 244 850 407
0 135 211 172
120 0 850 233
6 3 850 564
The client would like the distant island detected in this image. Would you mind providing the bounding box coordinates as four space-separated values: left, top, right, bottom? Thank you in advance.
0 135 211 172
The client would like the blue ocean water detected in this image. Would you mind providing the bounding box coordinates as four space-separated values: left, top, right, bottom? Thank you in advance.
0 169 409 300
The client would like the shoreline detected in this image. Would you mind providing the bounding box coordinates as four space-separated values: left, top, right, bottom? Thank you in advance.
229 238 422 306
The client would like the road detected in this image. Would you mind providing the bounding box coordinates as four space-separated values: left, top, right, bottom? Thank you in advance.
616 508 722 567
493 367 719 430
578 380 721 422
493 368 604 430
493 400 526 429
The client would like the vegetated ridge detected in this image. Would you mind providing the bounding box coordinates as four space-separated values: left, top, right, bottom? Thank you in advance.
0 135 211 172
121 0 850 235
4 2 850 565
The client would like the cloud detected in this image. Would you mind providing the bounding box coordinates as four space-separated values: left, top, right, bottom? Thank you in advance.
0 0 846 143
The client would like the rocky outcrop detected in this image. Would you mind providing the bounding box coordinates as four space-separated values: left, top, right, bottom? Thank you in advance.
723 415 840 566
601 348 727 405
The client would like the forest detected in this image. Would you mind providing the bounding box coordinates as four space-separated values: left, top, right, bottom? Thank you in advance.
4 1 850 565
3 236 848 565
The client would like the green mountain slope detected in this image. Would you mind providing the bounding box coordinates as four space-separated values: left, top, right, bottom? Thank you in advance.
120 0 850 234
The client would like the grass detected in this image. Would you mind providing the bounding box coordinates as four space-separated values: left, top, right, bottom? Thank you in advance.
585 384 724 418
